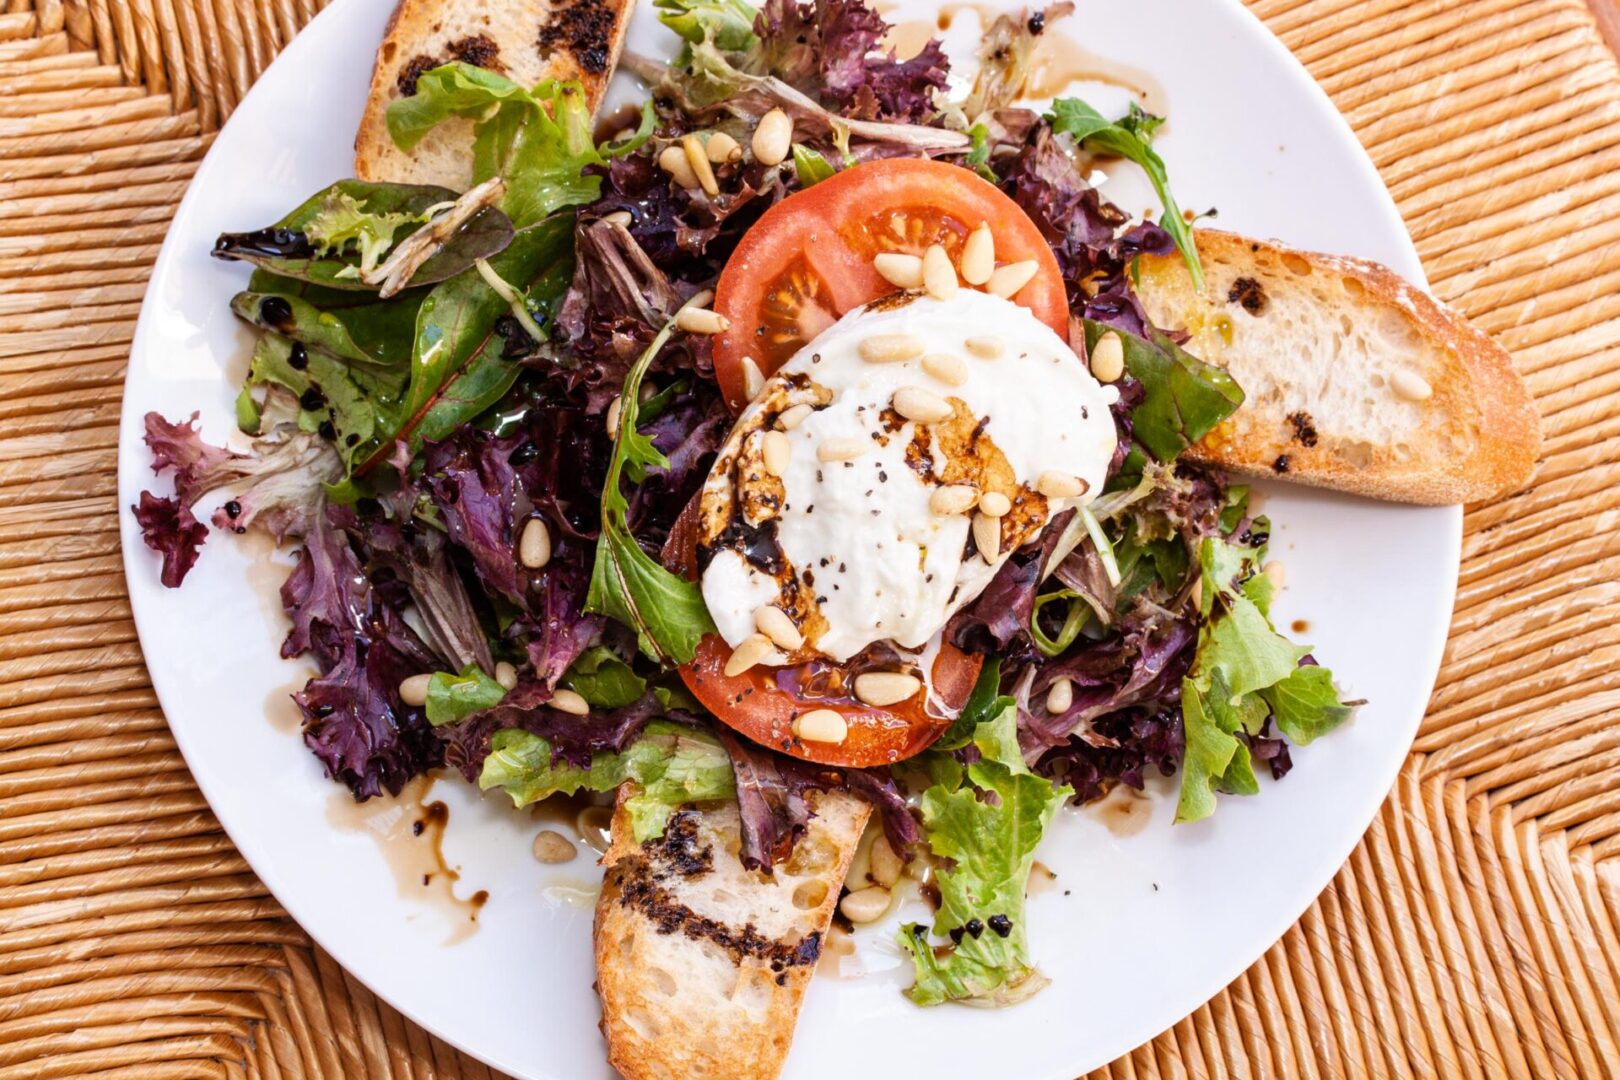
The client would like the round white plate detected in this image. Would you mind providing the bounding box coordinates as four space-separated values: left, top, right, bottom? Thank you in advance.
117 0 1460 1076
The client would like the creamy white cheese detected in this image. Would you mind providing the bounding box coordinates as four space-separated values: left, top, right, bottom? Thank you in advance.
701 291 1119 662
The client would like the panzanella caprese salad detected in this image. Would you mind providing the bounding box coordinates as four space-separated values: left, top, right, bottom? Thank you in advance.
134 0 1357 1010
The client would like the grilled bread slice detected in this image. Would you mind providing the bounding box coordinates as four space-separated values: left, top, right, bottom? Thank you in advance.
1133 230 1541 504
594 792 869 1080
355 0 635 188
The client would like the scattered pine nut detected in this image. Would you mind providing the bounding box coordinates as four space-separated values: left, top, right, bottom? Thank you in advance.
752 109 793 166
551 688 590 716
741 356 765 400
977 491 1011 517
868 835 904 887
892 386 952 423
987 259 1039 298
929 484 978 515
839 885 892 924
676 306 730 334
398 673 434 707
602 210 633 228
1036 470 1086 498
972 513 1001 561
605 395 622 440
519 517 552 569
725 633 776 676
495 661 519 691
658 144 699 189
921 352 968 386
964 336 1004 359
873 252 925 289
532 829 577 864
793 708 849 744
705 131 742 164
960 223 995 285
922 243 958 300
760 429 791 477
682 134 719 196
1090 331 1125 383
817 437 868 462
778 403 814 430
1046 677 1074 714
854 671 922 707
754 604 804 650
858 334 926 363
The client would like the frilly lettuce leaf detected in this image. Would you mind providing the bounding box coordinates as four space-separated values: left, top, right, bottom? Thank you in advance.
478 721 735 841
900 706 1069 1007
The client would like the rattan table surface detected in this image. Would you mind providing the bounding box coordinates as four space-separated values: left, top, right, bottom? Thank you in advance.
1 0 1617 1076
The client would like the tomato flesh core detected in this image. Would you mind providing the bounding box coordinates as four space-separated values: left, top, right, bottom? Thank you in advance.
711 158 1070 411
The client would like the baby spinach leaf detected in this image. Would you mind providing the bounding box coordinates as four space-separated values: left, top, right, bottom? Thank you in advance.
244 333 405 471
584 321 718 665
425 664 508 726
933 658 1013 752
1082 320 1243 463
214 180 513 290
1049 97 1204 291
562 646 648 709
230 291 418 367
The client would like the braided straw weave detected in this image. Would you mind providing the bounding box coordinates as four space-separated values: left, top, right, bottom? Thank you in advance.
0 0 1617 1075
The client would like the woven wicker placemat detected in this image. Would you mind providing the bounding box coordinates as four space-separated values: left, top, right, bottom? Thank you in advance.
2 0 1617 1075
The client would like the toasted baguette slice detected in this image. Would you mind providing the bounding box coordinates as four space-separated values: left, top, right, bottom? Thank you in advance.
355 0 634 188
1133 230 1541 504
594 793 869 1080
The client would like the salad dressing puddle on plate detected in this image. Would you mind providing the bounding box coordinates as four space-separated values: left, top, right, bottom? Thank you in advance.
1088 785 1153 838
326 774 487 944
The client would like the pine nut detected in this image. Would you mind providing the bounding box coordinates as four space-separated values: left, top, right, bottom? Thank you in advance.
1391 369 1432 401
873 252 924 289
682 134 719 196
793 708 849 744
520 517 552 568
839 885 892 924
705 131 742 164
551 688 590 716
1036 470 1086 498
676 306 730 334
602 209 633 228
1263 560 1286 589
817 437 868 462
398 673 434 707
494 661 519 691
532 829 577 863
972 513 1001 560
869 835 905 887
760 429 791 477
754 605 804 650
977 491 1011 517
892 386 952 423
658 144 699 189
1045 677 1073 714
921 352 968 386
965 336 1004 359
639 381 658 403
1090 330 1126 383
682 288 715 311
740 356 765 400
922 243 958 300
929 484 978 515
987 259 1039 298
725 633 775 676
854 671 922 707
778 403 814 430
960 222 995 285
858 334 926 363
752 109 792 166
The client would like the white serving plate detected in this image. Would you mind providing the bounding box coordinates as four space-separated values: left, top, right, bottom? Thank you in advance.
117 0 1460 1075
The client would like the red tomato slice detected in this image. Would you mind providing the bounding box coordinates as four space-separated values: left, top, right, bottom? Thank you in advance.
662 496 981 767
711 157 1070 412
681 635 982 768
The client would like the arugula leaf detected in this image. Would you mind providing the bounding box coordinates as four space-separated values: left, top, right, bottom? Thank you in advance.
584 321 718 664
1176 536 1354 822
1082 319 1243 463
479 722 736 841
900 706 1068 1006
425 664 507 726
1260 665 1355 746
654 0 761 51
1048 97 1203 291
792 144 836 187
388 66 651 227
214 180 513 290
562 646 648 709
